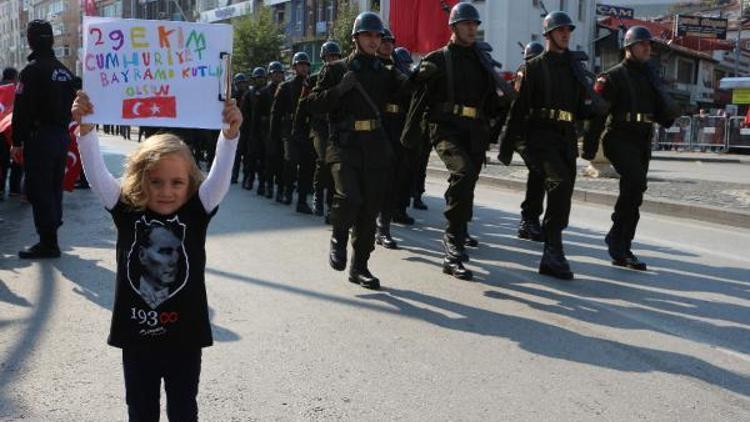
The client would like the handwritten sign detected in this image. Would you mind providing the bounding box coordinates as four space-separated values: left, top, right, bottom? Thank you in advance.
82 17 232 129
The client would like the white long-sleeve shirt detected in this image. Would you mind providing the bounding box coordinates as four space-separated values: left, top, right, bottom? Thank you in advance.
76 130 238 212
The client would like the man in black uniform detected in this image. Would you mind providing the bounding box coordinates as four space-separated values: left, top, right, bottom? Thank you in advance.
271 52 313 212
375 28 414 249
401 3 507 280
231 72 251 186
515 41 546 242
11 20 76 258
300 40 342 221
260 61 285 200
583 26 679 270
306 12 411 289
500 11 607 280
244 66 268 195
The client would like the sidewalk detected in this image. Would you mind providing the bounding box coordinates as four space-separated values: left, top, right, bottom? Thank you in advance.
428 147 750 228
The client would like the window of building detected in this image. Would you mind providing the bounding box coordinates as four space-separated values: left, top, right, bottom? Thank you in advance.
676 58 695 84
560 0 567 11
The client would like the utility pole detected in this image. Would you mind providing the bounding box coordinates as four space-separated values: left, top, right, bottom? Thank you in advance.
736 1 743 77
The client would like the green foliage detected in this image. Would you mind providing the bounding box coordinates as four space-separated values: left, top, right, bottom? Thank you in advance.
232 6 284 74
330 0 360 57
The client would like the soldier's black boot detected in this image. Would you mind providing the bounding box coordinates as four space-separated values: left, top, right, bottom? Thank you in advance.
539 233 573 280
256 181 266 196
265 181 274 199
392 208 415 225
443 231 469 263
610 237 648 270
465 233 479 248
412 196 428 210
312 192 325 216
328 228 348 271
375 217 398 249
282 187 293 205
442 256 473 280
19 232 61 259
348 255 380 290
296 192 313 214
518 217 544 242
275 186 284 203
242 176 253 190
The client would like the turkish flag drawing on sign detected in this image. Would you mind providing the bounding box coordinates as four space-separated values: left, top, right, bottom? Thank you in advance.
0 84 16 118
122 96 177 119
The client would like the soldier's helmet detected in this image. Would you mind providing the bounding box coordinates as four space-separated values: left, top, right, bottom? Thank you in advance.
623 26 653 48
393 47 413 65
233 73 248 83
449 2 481 26
351 11 384 36
252 67 267 79
292 52 311 66
320 40 342 58
524 41 544 60
382 28 395 43
268 61 284 74
543 11 575 34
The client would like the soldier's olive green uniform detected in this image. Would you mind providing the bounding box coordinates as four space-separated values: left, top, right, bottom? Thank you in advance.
501 51 588 243
402 43 502 247
271 75 312 203
306 52 409 262
584 58 677 258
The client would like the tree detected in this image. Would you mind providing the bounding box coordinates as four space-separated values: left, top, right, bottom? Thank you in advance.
232 6 285 74
330 0 360 56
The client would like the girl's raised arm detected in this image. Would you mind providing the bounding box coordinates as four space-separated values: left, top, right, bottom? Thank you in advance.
198 99 241 212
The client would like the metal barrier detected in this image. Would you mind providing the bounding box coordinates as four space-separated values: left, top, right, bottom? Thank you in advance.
690 115 727 151
655 115 692 150
726 116 750 150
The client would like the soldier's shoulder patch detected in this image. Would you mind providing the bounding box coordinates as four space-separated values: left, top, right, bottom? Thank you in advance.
594 75 608 95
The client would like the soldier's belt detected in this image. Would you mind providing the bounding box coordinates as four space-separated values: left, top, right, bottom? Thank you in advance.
530 108 575 122
615 113 654 124
353 119 381 131
437 103 481 119
385 103 403 114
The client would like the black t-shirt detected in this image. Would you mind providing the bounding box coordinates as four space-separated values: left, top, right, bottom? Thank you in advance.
107 194 217 349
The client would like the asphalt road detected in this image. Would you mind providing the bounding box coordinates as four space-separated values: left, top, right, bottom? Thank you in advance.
1 134 749 421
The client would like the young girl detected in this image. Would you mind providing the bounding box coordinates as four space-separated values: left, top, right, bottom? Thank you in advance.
72 91 241 421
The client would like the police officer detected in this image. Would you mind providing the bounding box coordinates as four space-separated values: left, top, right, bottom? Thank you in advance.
271 52 313 212
500 11 607 280
302 40 342 221
515 41 546 242
375 28 414 249
244 67 268 195
232 72 251 187
401 3 506 280
583 26 679 270
259 61 285 200
11 20 76 259
305 11 411 289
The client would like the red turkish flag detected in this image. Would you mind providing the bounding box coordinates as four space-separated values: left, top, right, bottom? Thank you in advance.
390 0 458 54
83 0 97 16
64 122 82 192
122 96 177 119
0 84 15 119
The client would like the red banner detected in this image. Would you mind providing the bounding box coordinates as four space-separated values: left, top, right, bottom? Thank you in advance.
83 0 97 16
64 122 82 192
390 0 458 54
122 96 177 119
0 84 15 119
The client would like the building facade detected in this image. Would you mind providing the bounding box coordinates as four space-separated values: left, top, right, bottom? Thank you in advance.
0 0 26 71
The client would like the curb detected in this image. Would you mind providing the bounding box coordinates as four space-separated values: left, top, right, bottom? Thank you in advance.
650 155 744 164
427 167 750 229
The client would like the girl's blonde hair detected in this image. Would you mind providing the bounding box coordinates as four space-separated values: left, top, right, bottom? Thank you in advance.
121 133 205 211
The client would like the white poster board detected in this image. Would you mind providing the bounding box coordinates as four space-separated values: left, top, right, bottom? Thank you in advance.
82 17 232 129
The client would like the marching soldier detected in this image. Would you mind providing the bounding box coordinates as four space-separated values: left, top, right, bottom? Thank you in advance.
499 11 608 280
515 41 546 242
305 11 412 289
401 3 510 280
243 67 268 194
231 72 251 187
375 29 413 249
583 26 680 270
271 52 313 212
301 40 342 222
259 61 285 200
